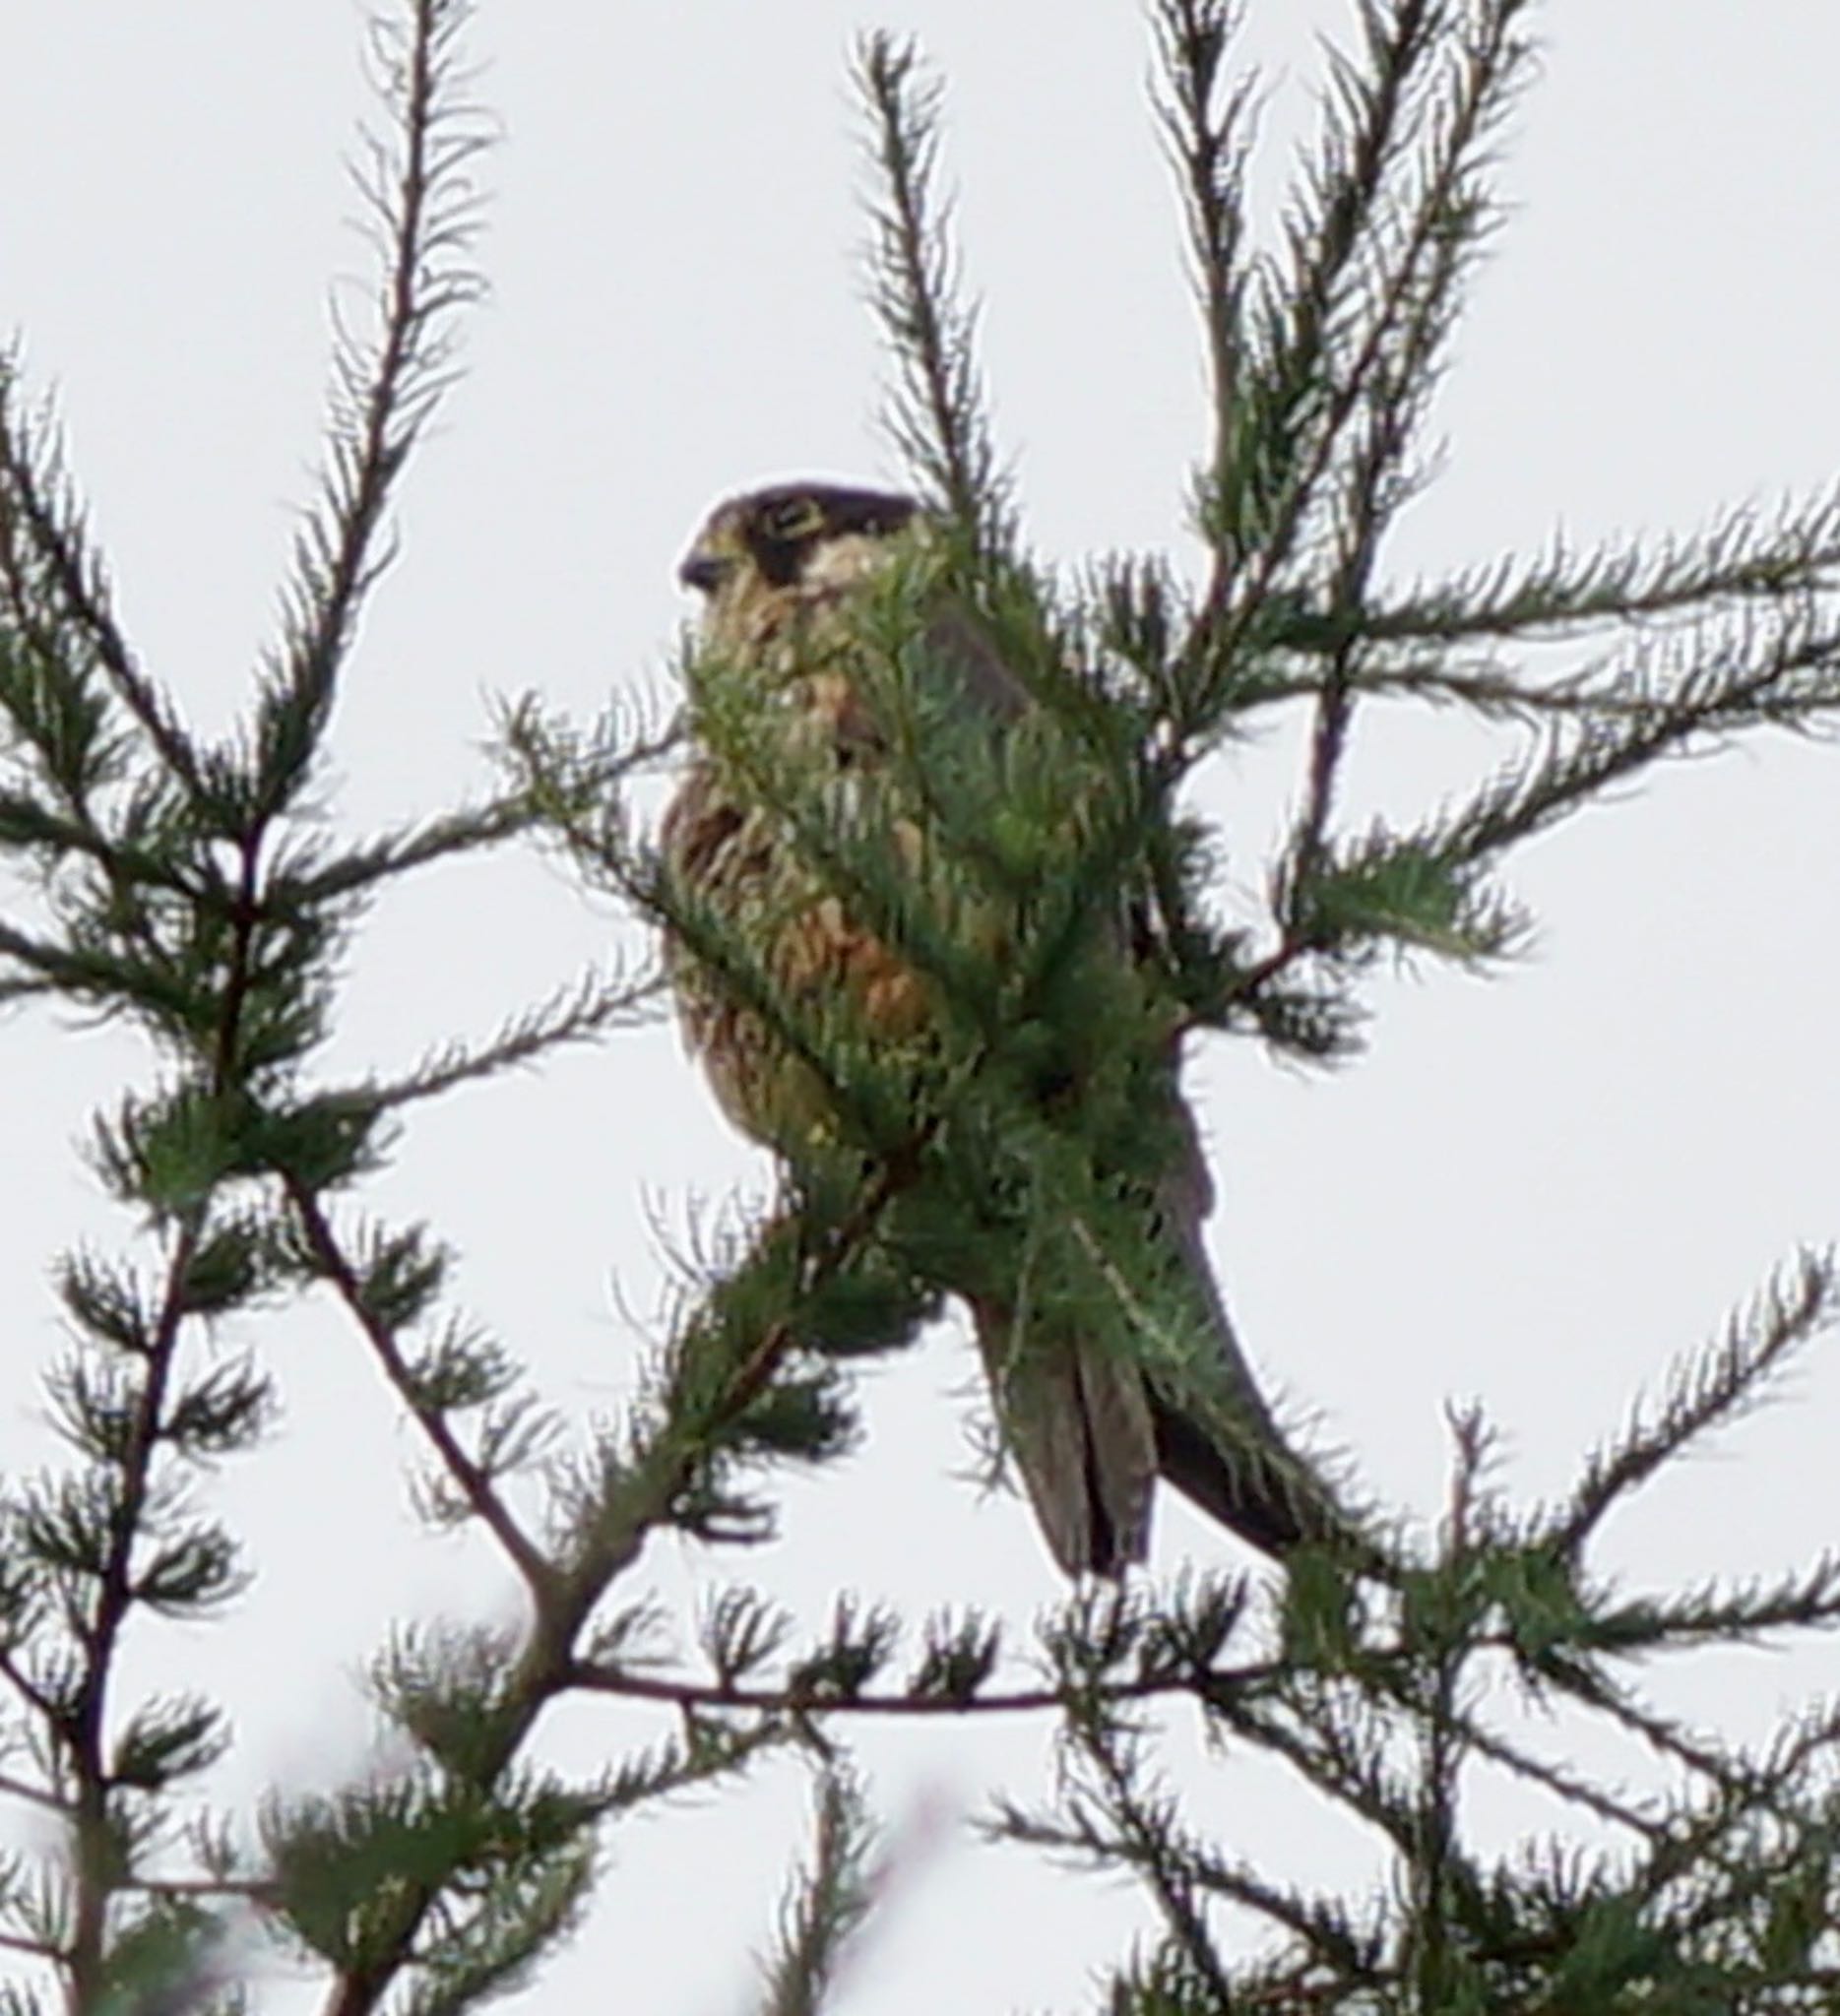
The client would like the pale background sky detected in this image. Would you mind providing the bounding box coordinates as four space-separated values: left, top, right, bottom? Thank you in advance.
2 4 1839 2012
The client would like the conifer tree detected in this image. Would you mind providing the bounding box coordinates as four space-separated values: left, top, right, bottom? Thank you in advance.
3 2 1840 2011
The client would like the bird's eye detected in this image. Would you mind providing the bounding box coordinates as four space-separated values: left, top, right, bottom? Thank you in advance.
758 496 826 542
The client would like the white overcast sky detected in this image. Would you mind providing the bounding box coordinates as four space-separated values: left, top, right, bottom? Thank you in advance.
3 5 1840 2013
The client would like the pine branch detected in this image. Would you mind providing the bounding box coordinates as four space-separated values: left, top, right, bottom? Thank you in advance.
281 1183 554 1601
278 794 542 904
1150 0 1260 578
567 1641 1281 1723
254 0 490 822
11 0 1840 2006
17 725 303 2006
856 34 1008 552
1553 1250 1839 1558
1278 4 1538 922
1583 1555 1840 1656
1446 1708 1671 1847
989 1779 1380 1994
35 1083 249 2011
753 1770 879 2016
1072 1735 1241 2008
1432 620 1840 867
0 360 202 795
1179 0 1451 660
321 965 665 1118
1228 600 1840 996
1357 489 1840 645
275 1142 928 2012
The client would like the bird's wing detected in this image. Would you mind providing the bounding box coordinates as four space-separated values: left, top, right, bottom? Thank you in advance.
1144 1100 1359 1558
909 590 1360 1572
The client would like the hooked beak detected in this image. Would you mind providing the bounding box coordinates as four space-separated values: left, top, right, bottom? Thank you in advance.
677 546 731 596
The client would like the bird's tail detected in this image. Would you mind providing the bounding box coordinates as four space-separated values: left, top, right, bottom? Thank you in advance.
970 1111 1366 1578
970 1300 1159 1577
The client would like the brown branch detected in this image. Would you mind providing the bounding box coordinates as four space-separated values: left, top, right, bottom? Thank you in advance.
1214 927 1321 1023
0 1768 67 1814
307 1136 929 2016
262 0 486 825
1181 0 1439 642
64 1214 204 2007
857 34 995 541
0 374 203 792
0 1927 65 1961
282 1175 554 1603
1182 1 1518 726
565 1652 1284 1721
1084 1731 1241 2010
0 1647 56 1722
1153 0 1256 554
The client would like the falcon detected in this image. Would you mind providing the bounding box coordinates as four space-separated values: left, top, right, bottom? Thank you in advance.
661 478 1357 1576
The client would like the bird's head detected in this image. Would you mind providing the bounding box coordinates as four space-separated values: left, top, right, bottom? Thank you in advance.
677 481 922 641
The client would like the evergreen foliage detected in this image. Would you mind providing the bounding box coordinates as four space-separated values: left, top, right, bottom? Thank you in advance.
2 0 1839 2009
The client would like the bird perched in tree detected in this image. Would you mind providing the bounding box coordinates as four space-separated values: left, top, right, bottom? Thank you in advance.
661 478 1359 1577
